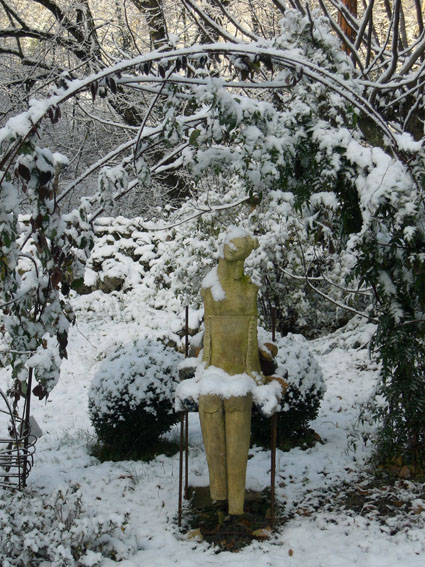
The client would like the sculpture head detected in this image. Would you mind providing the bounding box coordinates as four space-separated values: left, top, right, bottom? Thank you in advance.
221 227 259 263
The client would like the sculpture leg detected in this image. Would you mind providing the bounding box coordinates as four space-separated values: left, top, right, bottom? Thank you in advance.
224 394 252 515
198 394 227 501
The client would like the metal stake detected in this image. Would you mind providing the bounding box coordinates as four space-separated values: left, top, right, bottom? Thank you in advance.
185 305 189 358
270 306 277 528
184 411 189 499
178 306 191 524
178 411 184 527
184 305 189 500
270 412 277 528
271 306 276 342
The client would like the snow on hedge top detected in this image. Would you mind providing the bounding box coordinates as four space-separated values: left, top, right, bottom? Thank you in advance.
89 338 183 422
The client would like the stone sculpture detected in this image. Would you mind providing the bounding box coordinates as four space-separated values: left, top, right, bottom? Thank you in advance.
199 227 263 515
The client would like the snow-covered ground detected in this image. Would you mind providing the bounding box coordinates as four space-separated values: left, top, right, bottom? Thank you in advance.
1 292 424 566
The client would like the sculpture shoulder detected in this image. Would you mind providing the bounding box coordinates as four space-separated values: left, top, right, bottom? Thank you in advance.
244 277 259 295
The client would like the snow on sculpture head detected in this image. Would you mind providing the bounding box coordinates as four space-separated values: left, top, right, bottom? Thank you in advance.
220 226 259 262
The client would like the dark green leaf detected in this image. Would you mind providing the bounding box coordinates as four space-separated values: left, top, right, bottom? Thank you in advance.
71 277 84 290
189 129 201 146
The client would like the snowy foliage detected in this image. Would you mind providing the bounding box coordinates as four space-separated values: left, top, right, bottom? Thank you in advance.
252 331 326 446
273 332 326 409
0 485 136 566
1 282 424 564
88 338 183 456
0 134 94 399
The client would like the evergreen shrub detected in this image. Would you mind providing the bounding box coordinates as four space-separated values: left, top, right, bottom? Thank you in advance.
88 338 183 459
251 333 326 448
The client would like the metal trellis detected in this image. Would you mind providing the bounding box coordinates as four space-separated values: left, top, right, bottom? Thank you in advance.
0 388 37 490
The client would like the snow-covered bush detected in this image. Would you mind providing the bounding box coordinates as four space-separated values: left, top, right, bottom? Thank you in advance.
251 333 326 448
0 485 136 566
88 338 183 458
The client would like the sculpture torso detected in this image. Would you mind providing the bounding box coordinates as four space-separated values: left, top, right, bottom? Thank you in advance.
202 267 261 377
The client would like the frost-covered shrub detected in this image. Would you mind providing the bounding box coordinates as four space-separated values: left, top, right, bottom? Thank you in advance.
88 338 183 458
0 485 136 567
251 333 326 448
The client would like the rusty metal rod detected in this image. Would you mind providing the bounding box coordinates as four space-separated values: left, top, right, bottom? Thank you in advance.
178 411 184 527
271 306 276 342
184 306 190 500
21 368 33 489
270 412 277 529
184 411 189 499
185 305 189 358
270 306 278 528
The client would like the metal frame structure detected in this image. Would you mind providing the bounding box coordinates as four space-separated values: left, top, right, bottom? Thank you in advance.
0 388 36 490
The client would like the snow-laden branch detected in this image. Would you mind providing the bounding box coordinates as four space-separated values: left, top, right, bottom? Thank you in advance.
140 195 252 231
281 268 378 323
213 0 261 42
75 100 139 131
134 64 176 164
354 0 375 51
57 109 208 203
0 40 403 177
376 0 401 85
56 137 138 204
0 291 30 309
281 267 373 296
181 0 244 44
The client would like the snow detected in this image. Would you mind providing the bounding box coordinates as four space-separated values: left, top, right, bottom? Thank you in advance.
178 364 256 400
1 291 423 566
395 132 422 153
89 337 182 422
201 266 225 301
176 364 282 416
220 226 253 258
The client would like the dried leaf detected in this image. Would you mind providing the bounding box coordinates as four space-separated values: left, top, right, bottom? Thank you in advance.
32 383 47 400
51 268 62 290
17 163 31 182
90 81 99 101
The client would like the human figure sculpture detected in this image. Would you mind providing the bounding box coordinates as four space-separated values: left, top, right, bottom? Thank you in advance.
199 227 262 516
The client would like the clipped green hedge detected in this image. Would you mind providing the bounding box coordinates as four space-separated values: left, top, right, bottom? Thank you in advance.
88 337 183 459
